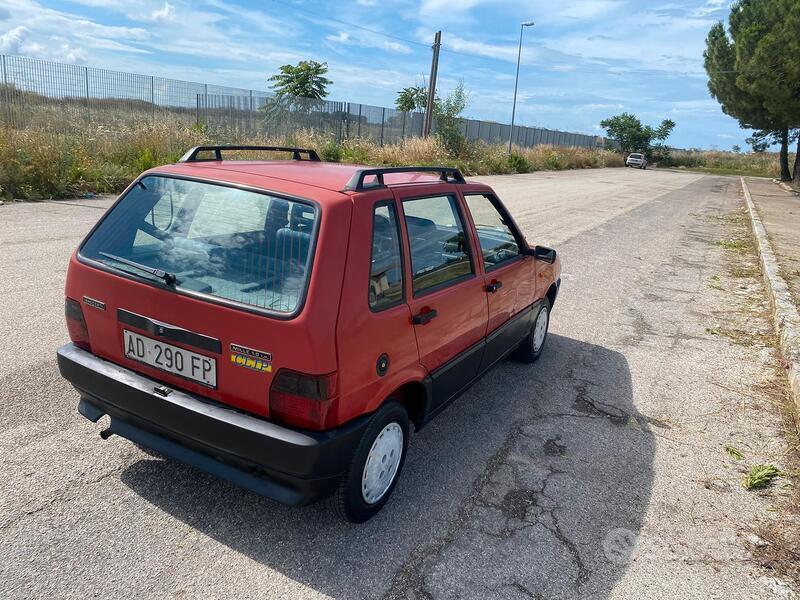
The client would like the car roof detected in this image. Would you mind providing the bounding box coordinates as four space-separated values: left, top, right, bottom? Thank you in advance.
146 160 455 204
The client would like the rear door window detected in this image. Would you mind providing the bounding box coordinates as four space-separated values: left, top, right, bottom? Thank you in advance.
369 202 404 310
402 195 473 295
81 175 317 315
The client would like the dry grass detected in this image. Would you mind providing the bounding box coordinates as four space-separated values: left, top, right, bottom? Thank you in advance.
0 122 622 200
749 376 800 589
661 149 788 178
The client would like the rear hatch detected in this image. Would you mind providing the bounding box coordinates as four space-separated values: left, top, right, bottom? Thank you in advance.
68 173 331 420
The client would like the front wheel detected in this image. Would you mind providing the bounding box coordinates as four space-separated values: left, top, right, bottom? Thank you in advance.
514 300 550 363
330 402 410 523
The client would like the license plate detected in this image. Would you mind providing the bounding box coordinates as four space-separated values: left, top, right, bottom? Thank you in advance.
123 330 217 387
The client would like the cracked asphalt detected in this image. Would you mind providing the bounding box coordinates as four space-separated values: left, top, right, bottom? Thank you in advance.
0 168 792 599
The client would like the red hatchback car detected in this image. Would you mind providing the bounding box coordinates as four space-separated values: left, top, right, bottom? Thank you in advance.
57 146 561 522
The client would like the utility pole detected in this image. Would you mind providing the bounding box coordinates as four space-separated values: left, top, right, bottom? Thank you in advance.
423 31 441 138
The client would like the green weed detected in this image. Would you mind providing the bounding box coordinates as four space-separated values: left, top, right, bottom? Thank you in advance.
725 445 745 461
742 464 782 490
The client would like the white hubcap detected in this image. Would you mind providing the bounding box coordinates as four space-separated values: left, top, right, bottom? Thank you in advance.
533 306 549 352
362 422 403 504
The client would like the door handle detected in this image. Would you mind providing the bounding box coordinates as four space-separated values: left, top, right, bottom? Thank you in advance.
486 280 503 293
412 308 438 325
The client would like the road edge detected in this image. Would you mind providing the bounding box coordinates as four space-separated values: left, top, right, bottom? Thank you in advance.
741 177 800 415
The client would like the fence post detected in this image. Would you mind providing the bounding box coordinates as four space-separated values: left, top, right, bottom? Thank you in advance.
84 66 90 122
357 103 362 138
150 75 155 121
249 89 253 135
1 55 9 128
401 111 406 139
196 94 200 127
379 107 385 147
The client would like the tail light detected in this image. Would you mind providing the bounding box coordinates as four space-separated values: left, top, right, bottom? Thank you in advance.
65 297 91 351
269 369 338 430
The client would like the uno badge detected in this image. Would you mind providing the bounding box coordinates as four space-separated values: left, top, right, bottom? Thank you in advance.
230 343 272 373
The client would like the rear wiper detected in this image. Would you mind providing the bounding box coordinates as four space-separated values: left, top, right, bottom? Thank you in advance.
98 252 178 286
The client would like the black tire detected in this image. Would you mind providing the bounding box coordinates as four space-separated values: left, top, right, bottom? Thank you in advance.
513 299 551 364
329 401 410 523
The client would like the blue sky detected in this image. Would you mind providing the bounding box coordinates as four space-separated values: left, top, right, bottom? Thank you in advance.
0 0 750 149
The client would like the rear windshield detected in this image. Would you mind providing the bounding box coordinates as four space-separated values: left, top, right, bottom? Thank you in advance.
629 153 643 158
81 175 317 315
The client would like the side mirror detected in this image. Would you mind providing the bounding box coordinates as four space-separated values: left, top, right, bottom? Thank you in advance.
528 245 556 264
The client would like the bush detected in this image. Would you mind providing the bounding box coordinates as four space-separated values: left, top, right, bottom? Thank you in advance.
507 153 531 173
658 149 785 177
319 140 343 162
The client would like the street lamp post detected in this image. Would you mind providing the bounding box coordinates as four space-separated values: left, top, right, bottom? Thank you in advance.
509 21 534 153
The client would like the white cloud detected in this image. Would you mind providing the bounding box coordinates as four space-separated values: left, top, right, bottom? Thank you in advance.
419 0 486 17
692 0 728 17
383 40 411 54
0 25 30 54
150 2 175 22
61 44 88 63
325 29 410 54
326 31 350 43
439 34 520 62
419 0 623 24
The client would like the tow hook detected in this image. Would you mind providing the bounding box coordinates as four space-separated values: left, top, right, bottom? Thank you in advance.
99 427 114 440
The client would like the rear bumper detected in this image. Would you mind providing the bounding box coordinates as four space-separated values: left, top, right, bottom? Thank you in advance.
57 343 368 505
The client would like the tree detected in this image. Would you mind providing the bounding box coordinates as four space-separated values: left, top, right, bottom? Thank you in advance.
704 1 799 181
599 113 676 160
738 0 800 183
732 144 742 153
268 60 332 100
745 131 771 152
433 82 468 154
395 86 427 112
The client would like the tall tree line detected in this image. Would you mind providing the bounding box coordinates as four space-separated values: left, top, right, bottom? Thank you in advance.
704 0 800 184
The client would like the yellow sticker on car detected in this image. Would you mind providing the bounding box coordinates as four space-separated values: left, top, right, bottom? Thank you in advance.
229 344 272 373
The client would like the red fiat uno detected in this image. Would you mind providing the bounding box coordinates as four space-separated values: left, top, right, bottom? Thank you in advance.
57 146 561 522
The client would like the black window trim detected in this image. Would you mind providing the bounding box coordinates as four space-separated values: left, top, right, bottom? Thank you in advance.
77 172 322 321
368 198 406 313
400 192 477 299
463 191 526 273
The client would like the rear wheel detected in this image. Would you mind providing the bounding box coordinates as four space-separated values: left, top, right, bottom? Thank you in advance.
514 299 550 363
330 401 409 523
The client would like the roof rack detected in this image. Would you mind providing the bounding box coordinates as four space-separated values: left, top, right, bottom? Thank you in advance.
179 145 321 163
343 166 466 192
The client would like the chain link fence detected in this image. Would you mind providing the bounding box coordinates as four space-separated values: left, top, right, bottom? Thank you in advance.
1 54 603 149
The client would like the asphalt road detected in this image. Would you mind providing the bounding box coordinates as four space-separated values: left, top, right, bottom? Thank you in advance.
0 168 791 599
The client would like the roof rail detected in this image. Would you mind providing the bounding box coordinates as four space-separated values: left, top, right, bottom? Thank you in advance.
343 166 466 192
178 145 321 163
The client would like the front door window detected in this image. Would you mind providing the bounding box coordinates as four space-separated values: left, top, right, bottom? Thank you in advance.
402 194 474 295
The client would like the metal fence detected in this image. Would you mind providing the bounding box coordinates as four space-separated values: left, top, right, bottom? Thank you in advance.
0 54 603 149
